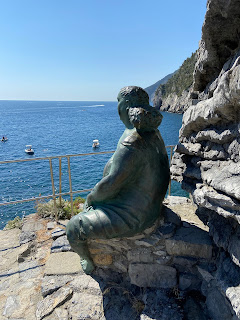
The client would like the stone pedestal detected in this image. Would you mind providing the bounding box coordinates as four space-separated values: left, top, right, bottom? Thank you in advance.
88 203 213 289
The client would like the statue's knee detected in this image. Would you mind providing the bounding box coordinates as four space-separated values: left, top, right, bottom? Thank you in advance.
66 216 81 244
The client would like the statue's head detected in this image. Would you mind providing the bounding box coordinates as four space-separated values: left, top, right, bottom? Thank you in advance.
117 86 162 131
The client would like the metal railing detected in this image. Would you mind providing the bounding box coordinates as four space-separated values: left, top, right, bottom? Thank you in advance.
0 146 175 218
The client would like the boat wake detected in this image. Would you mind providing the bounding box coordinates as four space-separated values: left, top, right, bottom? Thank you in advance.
81 104 104 108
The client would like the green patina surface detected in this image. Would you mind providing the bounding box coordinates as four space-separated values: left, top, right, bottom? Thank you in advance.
67 86 170 273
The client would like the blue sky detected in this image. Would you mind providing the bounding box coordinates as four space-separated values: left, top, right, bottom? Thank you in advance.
0 0 206 101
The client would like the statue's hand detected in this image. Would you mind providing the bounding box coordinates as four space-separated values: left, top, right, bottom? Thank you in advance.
85 193 94 209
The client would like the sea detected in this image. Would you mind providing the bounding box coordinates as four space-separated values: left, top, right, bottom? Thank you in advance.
0 100 188 229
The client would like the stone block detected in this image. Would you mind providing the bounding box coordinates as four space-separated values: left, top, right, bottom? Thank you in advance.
69 274 103 296
92 254 113 266
166 239 212 260
44 252 83 275
21 216 43 232
127 248 155 263
134 236 160 247
51 228 66 240
165 225 212 259
36 286 73 320
128 263 177 288
41 275 73 297
89 248 104 254
89 238 130 251
51 236 71 253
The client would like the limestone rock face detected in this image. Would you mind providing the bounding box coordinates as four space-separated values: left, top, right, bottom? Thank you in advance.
171 1 240 318
194 0 240 92
153 52 197 114
172 0 240 244
154 90 193 114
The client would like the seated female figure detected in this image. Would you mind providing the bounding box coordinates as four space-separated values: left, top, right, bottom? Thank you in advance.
66 86 170 274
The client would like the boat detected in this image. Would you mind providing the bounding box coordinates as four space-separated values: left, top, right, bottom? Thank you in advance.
1 136 8 142
92 139 100 148
25 145 34 155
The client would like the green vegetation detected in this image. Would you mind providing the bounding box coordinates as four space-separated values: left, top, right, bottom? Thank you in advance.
4 216 23 230
156 52 197 98
36 196 85 220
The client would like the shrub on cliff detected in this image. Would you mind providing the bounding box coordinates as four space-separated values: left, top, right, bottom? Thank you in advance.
4 216 23 230
36 196 85 220
156 52 197 98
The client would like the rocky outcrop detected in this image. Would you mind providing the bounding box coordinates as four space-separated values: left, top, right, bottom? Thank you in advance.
154 88 195 114
193 0 240 92
171 1 240 319
153 53 197 113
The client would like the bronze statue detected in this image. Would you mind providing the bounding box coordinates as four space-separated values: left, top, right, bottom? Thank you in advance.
66 86 170 274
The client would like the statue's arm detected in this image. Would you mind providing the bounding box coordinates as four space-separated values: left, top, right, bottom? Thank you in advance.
86 145 138 206
102 129 130 177
103 155 114 177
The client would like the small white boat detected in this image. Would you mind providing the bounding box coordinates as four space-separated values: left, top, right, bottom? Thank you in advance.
92 139 100 148
25 145 34 155
1 137 8 142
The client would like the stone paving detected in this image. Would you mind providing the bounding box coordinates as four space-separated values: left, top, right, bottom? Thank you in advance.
0 198 210 320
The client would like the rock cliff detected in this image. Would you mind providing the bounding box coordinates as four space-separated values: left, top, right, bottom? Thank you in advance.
154 88 193 114
171 0 240 318
153 53 197 113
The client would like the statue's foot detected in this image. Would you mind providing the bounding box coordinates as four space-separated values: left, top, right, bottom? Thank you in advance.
80 256 95 274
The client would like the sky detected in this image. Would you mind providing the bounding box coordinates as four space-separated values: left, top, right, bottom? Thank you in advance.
0 0 207 101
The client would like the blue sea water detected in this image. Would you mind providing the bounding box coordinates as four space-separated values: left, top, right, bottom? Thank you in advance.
0 100 187 229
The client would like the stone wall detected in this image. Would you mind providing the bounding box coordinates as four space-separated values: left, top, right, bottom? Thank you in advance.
88 198 213 292
171 1 240 319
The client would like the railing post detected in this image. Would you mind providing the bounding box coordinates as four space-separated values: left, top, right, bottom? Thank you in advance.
168 146 174 196
67 156 74 216
1 148 175 210
49 158 58 220
59 157 62 206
